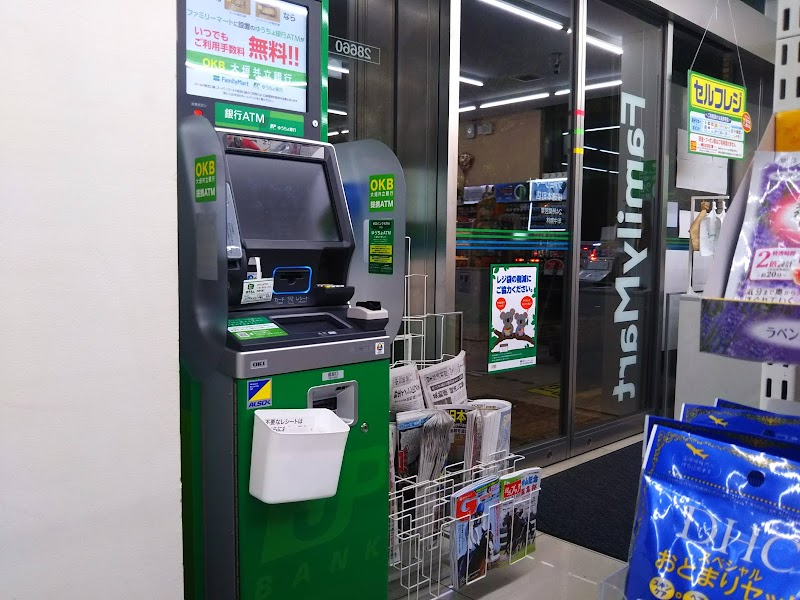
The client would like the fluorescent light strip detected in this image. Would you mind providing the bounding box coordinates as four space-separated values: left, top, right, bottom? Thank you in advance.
584 145 620 155
587 35 623 55
459 76 484 87
340 129 350 134
555 89 570 96
585 79 622 91
562 161 618 174
329 65 350 74
480 92 549 109
477 0 563 30
329 109 347 116
585 125 621 132
329 131 340 136
459 105 477 113
563 125 622 135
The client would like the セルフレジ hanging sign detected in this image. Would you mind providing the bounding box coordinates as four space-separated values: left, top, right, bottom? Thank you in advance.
687 71 748 160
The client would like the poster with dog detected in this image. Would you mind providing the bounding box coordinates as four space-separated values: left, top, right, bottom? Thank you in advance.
488 264 539 373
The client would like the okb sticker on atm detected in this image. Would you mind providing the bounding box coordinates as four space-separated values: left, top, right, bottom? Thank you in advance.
247 378 272 409
626 425 800 600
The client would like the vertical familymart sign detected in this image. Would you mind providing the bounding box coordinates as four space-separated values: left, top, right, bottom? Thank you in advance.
612 93 649 404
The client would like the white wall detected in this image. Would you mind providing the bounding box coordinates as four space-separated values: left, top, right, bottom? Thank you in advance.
0 1 183 598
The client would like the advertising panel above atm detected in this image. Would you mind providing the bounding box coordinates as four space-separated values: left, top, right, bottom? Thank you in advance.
178 0 323 139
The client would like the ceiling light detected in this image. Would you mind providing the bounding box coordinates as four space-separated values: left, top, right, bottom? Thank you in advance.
329 109 348 116
329 131 340 136
596 148 619 155
555 89 570 96
583 166 608 172
587 36 623 55
480 92 550 109
329 65 350 74
459 105 477 113
459 76 484 87
585 79 622 91
477 0 563 30
585 125 621 132
340 129 350 134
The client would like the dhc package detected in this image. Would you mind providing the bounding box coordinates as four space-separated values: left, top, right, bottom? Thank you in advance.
627 425 800 600
714 399 771 414
681 404 800 443
645 414 800 463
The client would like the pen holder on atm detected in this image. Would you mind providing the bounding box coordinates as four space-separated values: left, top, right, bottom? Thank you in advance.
249 408 350 504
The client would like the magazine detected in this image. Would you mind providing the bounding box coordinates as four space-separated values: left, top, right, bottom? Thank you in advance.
497 468 541 564
449 476 501 589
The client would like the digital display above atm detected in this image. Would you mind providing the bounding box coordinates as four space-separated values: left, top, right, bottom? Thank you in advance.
227 153 341 242
185 0 309 113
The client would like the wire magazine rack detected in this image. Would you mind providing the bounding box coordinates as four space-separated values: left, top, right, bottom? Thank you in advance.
388 451 540 600
392 237 463 369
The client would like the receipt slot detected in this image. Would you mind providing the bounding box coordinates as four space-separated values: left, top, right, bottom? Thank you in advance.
178 116 406 600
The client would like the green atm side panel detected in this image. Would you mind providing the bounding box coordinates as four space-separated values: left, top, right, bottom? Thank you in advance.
236 359 389 600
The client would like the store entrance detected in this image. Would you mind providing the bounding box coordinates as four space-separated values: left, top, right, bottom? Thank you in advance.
454 0 663 458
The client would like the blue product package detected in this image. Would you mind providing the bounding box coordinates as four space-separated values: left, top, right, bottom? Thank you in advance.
627 425 800 600
714 399 771 414
681 404 800 443
645 415 800 463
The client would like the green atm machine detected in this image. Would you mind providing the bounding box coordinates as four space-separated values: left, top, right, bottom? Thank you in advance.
177 1 406 598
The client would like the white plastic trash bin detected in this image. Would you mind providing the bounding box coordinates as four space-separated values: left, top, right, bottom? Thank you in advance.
249 408 351 504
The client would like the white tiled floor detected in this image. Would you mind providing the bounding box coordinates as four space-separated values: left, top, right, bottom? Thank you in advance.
429 534 626 600
388 436 641 600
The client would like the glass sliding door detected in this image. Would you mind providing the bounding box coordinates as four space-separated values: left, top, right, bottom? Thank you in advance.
573 0 663 445
455 0 572 451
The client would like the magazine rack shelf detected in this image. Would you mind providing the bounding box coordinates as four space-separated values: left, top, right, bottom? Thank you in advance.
388 452 539 599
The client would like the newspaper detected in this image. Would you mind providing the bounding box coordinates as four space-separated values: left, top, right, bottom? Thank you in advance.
389 423 400 566
390 364 425 412
469 399 513 467
418 351 468 407
396 410 436 478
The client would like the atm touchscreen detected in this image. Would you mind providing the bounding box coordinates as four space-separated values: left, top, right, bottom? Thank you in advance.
227 153 340 243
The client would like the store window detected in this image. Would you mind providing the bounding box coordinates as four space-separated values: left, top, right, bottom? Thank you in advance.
573 0 663 431
662 28 773 416
455 0 572 449
327 0 395 146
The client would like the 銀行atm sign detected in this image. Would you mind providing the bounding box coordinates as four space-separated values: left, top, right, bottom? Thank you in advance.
687 70 748 160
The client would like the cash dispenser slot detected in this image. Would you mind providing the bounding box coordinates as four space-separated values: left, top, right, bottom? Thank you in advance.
271 312 350 335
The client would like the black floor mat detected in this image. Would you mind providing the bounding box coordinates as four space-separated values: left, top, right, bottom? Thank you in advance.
537 443 642 561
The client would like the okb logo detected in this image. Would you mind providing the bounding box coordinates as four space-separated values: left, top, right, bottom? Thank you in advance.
247 378 272 409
